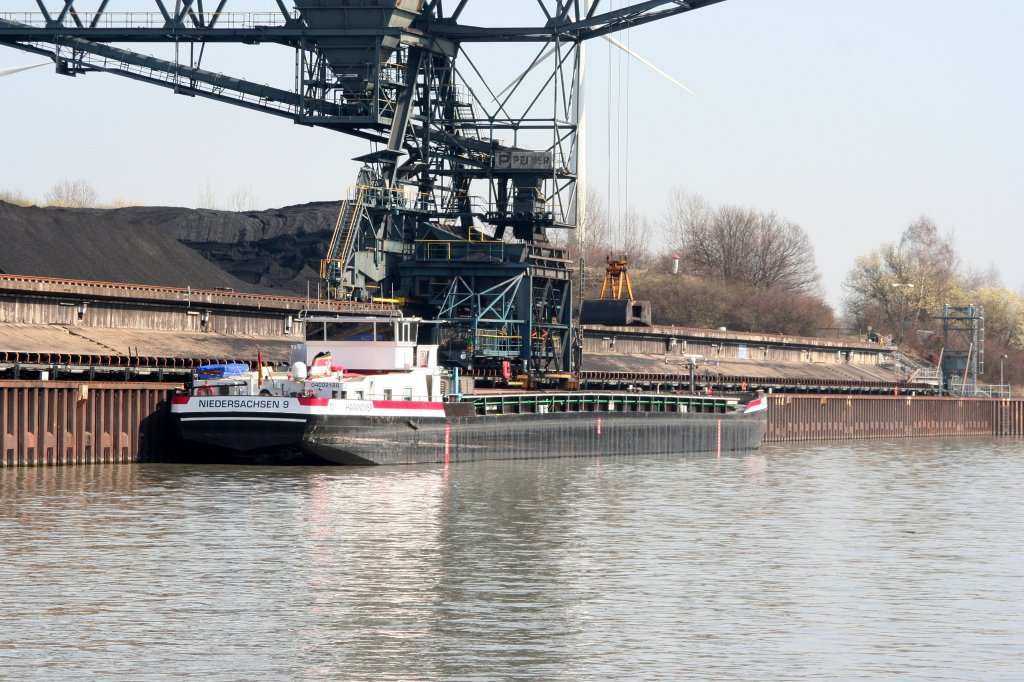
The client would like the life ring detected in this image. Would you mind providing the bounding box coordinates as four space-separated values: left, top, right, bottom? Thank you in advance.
196 386 213 396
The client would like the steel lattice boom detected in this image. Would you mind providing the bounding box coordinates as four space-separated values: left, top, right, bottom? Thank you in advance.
1 0 726 379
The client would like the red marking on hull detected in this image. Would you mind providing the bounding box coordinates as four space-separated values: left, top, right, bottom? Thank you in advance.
444 423 451 464
299 397 329 406
716 419 722 458
172 396 190 405
371 400 445 411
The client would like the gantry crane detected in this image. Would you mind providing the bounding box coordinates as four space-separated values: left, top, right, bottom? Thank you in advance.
0 0 726 379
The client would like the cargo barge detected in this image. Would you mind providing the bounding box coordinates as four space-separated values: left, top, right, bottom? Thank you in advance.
170 314 767 465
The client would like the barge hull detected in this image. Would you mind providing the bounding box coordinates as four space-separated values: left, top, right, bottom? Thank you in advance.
215 411 768 465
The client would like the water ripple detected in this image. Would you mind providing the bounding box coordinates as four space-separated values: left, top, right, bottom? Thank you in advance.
2 438 1023 680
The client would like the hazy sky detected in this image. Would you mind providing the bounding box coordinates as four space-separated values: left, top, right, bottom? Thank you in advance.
1 1 1022 309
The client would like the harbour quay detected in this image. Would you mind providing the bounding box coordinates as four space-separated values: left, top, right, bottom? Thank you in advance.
0 274 1020 466
0 380 172 466
3 383 1021 467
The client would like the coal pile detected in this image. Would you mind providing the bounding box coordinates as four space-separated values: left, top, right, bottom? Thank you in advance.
0 200 338 294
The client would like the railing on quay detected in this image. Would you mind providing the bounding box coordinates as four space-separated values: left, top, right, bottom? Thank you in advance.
946 377 1012 399
570 370 935 395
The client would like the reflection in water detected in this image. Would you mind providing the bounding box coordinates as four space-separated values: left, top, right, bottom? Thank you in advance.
1 439 1023 680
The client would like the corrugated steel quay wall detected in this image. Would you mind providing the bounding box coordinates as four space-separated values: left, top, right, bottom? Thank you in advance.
0 381 176 466
767 394 1024 442
3 383 1024 466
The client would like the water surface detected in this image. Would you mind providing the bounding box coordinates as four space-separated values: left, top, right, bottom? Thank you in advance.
2 438 1022 680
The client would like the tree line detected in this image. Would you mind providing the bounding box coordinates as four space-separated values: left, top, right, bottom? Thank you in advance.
0 179 259 211
843 216 1023 386
559 188 834 336
0 180 135 209
562 186 1020 389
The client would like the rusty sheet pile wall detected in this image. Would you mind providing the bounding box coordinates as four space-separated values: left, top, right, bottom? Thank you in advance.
767 395 1024 442
0 381 175 466
3 383 1023 466
995 399 1024 436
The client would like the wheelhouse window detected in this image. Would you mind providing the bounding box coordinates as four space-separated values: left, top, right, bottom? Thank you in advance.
318 322 395 342
398 321 419 343
305 319 411 343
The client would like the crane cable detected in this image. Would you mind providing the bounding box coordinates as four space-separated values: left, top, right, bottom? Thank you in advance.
606 13 612 239
618 20 626 244
605 2 633 252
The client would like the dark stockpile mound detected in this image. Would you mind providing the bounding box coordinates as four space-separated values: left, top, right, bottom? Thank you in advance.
0 200 338 294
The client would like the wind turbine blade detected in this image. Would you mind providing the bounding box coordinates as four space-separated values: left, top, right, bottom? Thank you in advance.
0 62 50 78
602 34 696 97
494 46 556 100
496 31 695 101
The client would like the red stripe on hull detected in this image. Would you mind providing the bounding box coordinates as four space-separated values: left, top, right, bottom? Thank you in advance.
371 400 445 411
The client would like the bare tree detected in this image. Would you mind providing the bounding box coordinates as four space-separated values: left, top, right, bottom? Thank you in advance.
197 180 219 210
616 208 652 268
972 286 1024 349
662 188 712 257
567 186 614 265
44 179 98 208
960 262 1002 293
842 216 962 341
104 197 141 208
0 189 33 207
665 189 819 294
229 185 259 212
749 212 819 290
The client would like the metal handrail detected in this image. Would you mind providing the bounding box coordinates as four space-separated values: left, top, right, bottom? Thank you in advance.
0 12 295 29
947 377 1012 398
415 240 507 262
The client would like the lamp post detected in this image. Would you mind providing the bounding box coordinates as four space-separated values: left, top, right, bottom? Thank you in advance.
1001 354 1008 386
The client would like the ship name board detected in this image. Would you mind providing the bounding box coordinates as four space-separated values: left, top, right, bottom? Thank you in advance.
197 398 293 410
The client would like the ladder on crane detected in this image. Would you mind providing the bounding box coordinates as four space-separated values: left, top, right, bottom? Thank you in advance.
320 170 373 299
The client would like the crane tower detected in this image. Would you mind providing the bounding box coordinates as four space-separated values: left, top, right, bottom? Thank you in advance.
0 0 725 379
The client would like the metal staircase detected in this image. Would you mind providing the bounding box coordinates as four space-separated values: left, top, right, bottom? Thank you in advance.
883 350 943 388
320 168 375 299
